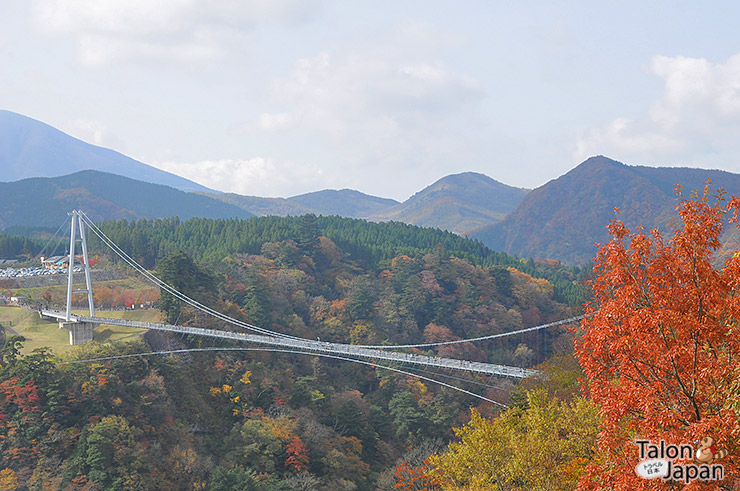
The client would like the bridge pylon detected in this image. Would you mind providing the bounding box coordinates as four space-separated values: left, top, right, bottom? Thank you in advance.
65 210 95 322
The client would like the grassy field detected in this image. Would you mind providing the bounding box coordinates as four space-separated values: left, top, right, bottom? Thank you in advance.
0 306 163 355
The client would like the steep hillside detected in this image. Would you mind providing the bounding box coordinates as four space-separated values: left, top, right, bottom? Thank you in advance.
0 110 212 193
0 214 578 489
472 156 740 264
372 172 529 234
0 170 252 228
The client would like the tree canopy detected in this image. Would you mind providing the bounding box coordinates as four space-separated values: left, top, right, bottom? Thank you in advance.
576 186 740 489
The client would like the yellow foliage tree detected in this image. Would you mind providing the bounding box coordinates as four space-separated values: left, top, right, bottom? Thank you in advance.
262 415 298 442
428 390 599 490
0 469 17 491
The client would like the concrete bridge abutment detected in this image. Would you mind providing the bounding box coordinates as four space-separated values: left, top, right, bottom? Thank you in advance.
59 321 94 345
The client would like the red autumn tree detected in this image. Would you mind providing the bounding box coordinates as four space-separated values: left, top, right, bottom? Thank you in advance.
285 436 310 473
576 186 740 490
393 458 440 490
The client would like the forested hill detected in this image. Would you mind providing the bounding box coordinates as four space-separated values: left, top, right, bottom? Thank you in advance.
371 172 528 235
0 206 581 489
95 214 586 305
208 172 527 234
0 170 253 229
471 156 740 264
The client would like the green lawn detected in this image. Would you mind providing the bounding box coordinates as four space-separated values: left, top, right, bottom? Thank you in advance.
0 306 163 355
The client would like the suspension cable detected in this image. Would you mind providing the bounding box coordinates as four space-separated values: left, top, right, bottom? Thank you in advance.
78 212 305 341
400 364 515 390
38 216 71 259
78 211 583 351
57 346 508 407
357 315 584 349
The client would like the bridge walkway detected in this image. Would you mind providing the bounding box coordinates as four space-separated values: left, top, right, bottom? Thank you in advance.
41 309 538 378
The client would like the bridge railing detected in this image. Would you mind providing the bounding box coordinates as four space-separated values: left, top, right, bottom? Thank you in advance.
41 310 538 378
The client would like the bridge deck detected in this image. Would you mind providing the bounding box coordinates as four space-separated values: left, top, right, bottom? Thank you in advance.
41 310 537 378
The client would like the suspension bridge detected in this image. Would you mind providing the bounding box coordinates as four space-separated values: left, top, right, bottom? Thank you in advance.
38 210 583 381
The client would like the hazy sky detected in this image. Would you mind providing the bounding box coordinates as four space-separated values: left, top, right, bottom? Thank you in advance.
2 1 740 200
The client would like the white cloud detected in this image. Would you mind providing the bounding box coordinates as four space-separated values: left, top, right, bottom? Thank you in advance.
576 53 740 166
254 45 484 153
255 112 296 132
232 24 488 199
650 54 740 123
151 157 326 197
265 51 484 130
76 32 222 65
574 117 685 160
69 118 127 151
31 0 321 65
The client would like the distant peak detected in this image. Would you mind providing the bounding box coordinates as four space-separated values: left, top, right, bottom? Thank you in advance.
429 171 521 188
579 155 627 168
439 171 491 180
0 109 215 192
0 109 46 124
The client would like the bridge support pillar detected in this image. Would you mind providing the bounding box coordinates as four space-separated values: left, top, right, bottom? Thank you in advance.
59 321 94 345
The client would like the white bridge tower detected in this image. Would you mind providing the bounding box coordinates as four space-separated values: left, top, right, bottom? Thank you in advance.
61 210 96 344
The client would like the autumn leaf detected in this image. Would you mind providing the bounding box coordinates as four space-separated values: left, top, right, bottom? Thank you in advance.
576 185 740 489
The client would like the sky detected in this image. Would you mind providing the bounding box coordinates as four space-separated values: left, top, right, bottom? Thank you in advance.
2 1 740 201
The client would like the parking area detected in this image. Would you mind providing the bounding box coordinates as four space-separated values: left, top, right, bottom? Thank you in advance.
0 266 82 279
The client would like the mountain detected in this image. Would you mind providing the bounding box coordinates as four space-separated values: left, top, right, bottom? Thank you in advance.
205 193 314 217
209 173 526 233
289 189 399 217
210 189 400 219
471 156 740 264
0 110 212 193
0 170 252 229
371 172 529 234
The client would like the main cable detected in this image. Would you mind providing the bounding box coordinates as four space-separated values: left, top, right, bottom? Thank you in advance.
79 212 305 341
79 211 583 351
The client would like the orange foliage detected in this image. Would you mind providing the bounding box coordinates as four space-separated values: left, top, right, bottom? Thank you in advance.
93 284 159 309
422 323 457 344
329 299 347 312
576 186 740 489
394 458 440 490
391 255 412 268
285 436 310 472
1 378 41 417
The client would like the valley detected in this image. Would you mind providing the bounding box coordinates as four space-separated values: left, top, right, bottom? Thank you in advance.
2 112 740 489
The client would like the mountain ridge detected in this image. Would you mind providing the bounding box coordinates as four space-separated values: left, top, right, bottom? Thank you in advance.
1 110 525 233
209 172 529 234
8 111 740 266
470 156 740 264
0 110 213 193
371 172 529 234
0 170 252 229
209 189 401 219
